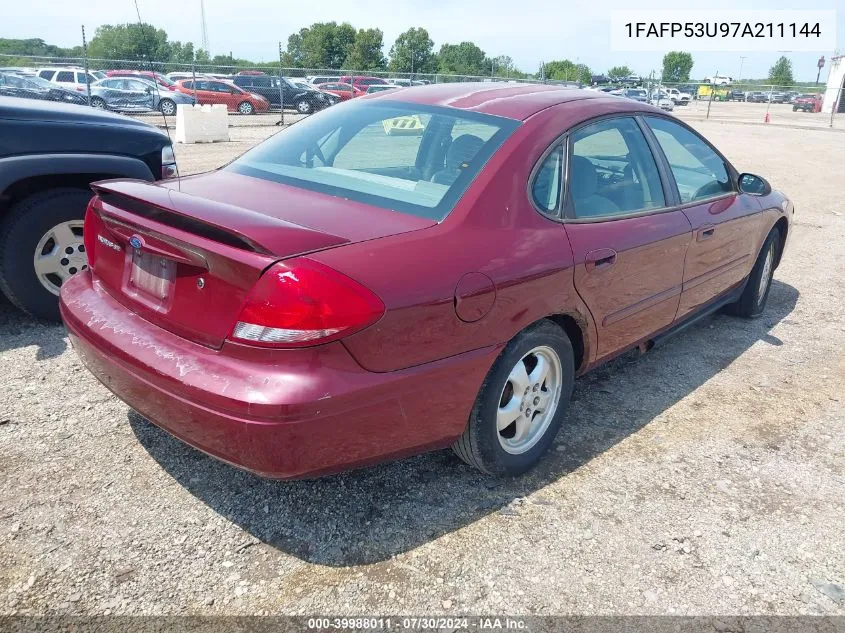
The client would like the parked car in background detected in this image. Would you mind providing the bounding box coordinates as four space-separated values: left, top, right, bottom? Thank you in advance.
231 74 336 113
792 94 822 112
166 72 204 82
767 91 789 104
338 75 390 91
649 92 674 111
91 77 196 115
59 85 791 479
174 78 269 114
704 75 732 85
621 88 648 102
36 67 98 93
306 75 340 86
0 67 37 76
105 70 179 92
745 91 768 103
0 72 88 105
727 89 745 101
0 96 174 320
663 87 691 105
785 91 800 103
315 82 364 101
365 85 400 94
235 70 267 76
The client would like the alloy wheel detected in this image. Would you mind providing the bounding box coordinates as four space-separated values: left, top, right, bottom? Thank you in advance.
496 346 563 455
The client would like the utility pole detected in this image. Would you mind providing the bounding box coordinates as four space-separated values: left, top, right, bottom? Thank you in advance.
738 56 747 83
816 56 825 85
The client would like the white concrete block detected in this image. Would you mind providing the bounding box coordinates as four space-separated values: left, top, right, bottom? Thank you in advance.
175 104 230 144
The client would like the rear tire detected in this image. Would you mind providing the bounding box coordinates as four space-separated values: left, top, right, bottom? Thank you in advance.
724 228 780 319
452 321 574 476
0 188 93 321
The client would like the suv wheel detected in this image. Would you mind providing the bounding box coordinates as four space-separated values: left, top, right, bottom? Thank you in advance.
0 188 92 321
296 99 312 114
238 101 255 115
159 98 177 116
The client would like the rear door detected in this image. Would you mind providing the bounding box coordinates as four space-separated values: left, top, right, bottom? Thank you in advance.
210 81 239 109
643 116 762 320
191 80 216 105
563 116 692 361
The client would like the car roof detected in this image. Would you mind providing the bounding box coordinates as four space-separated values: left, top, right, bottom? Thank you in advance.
368 83 611 120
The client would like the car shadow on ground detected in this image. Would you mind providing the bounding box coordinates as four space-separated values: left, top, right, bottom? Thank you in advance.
130 279 799 567
0 301 67 359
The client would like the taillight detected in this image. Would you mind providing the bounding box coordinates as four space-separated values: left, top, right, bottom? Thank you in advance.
229 258 384 348
83 199 99 271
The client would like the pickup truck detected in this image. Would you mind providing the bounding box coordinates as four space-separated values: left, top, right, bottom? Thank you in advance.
663 87 691 105
0 97 175 320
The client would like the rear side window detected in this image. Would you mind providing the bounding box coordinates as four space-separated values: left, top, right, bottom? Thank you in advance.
645 116 732 203
532 145 564 214
569 117 665 219
55 71 74 83
39 70 55 80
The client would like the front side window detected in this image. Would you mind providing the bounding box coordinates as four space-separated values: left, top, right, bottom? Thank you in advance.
227 101 519 220
645 116 732 203
569 117 665 219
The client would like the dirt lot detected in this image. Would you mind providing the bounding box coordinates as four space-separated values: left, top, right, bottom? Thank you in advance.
1 117 844 617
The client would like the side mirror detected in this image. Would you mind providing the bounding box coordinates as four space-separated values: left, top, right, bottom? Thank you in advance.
738 173 772 196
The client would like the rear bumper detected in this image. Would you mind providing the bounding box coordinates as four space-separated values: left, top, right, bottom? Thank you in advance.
60 273 497 478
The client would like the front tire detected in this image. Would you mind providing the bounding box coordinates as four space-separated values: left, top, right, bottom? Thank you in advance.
0 188 92 321
238 101 255 115
452 321 574 475
90 97 106 109
724 228 780 319
295 99 313 114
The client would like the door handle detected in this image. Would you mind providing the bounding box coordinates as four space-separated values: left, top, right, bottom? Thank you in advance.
585 248 617 272
697 225 716 241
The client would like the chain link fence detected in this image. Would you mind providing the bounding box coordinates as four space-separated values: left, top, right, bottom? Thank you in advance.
1 52 841 128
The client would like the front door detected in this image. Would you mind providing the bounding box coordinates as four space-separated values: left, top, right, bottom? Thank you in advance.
563 116 692 361
643 116 763 320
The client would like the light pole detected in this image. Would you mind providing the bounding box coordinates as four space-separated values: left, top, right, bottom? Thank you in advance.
738 56 747 83
816 56 825 85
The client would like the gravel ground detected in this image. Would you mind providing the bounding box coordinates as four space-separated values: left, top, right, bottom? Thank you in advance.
1 120 844 617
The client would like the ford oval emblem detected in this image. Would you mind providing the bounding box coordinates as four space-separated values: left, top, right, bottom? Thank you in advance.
129 235 144 250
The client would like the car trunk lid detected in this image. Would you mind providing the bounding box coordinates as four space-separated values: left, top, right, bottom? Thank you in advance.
87 177 434 348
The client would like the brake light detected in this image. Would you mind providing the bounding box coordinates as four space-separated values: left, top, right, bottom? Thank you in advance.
230 258 384 348
82 199 99 270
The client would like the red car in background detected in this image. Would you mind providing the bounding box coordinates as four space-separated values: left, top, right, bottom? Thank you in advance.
315 81 365 101
792 94 822 113
105 70 178 92
338 75 389 91
61 84 791 480
173 78 269 114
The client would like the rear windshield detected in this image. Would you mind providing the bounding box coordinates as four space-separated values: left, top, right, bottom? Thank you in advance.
227 101 519 221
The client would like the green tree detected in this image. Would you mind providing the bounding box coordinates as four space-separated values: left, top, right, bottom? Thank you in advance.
607 65 632 81
661 51 693 82
768 55 794 87
388 27 436 74
344 28 386 70
491 55 515 77
285 22 356 69
87 23 171 61
0 37 82 57
541 59 590 83
169 41 195 64
437 42 488 76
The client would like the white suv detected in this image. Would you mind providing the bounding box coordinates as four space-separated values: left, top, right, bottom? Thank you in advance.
36 67 98 93
663 87 691 105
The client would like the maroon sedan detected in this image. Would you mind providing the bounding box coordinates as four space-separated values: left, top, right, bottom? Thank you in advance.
60 84 792 479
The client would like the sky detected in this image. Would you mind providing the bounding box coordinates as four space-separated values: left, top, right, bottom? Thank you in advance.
2 0 843 81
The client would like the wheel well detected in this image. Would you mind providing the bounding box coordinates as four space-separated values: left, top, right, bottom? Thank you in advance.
0 174 115 219
545 313 586 373
773 217 788 268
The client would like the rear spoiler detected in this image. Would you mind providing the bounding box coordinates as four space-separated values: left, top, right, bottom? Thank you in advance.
90 180 350 256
